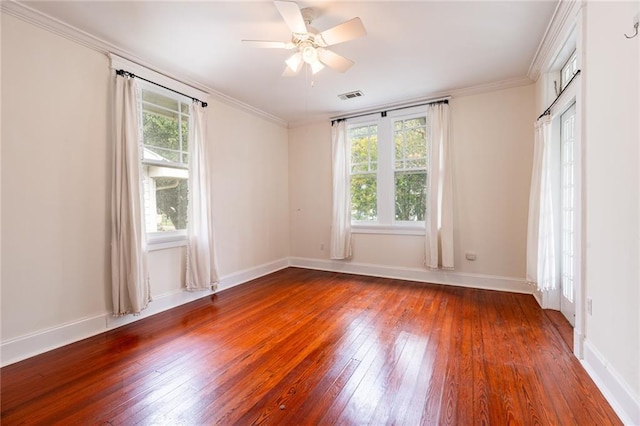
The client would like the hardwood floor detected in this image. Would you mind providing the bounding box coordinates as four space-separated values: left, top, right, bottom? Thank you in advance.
544 309 574 350
1 268 621 425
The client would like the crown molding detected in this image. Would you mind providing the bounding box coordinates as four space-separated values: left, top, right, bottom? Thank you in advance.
288 75 534 128
448 75 533 98
528 0 583 81
1 0 289 128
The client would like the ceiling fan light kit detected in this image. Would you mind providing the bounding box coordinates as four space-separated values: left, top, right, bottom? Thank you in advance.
242 0 366 76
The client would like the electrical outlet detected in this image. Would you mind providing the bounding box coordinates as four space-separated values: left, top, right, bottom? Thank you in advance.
587 298 593 315
320 243 324 251
465 252 477 261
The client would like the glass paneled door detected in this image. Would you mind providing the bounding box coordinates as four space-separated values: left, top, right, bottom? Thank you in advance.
560 103 576 326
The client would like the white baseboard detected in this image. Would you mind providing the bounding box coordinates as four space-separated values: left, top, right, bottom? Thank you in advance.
0 258 289 367
581 340 640 425
289 257 531 294
218 258 290 292
0 314 107 368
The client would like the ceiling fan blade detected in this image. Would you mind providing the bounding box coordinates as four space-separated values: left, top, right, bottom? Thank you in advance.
318 49 354 73
282 65 301 77
242 40 295 49
285 52 303 73
318 17 366 46
274 1 307 34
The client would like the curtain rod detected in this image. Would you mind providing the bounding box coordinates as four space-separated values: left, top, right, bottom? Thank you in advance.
537 69 581 120
331 97 450 125
116 69 208 108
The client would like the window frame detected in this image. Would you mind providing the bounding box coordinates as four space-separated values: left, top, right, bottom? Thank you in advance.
348 105 428 235
137 81 193 247
391 110 428 226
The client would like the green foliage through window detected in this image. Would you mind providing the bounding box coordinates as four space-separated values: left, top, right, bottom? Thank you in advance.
348 113 429 224
140 87 191 233
394 116 427 222
395 172 426 221
349 124 378 220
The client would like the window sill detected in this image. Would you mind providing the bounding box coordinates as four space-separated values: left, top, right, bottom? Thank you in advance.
351 224 425 236
147 233 187 251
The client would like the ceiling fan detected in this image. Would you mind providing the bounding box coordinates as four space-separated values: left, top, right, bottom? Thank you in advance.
242 1 367 76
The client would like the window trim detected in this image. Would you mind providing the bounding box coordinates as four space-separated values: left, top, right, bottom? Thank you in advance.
147 231 188 250
352 223 425 236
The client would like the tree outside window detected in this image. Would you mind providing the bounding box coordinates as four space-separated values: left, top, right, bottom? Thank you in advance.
140 88 190 233
348 111 428 226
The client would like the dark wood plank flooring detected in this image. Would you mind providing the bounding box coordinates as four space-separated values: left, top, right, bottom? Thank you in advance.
544 308 574 350
1 268 621 425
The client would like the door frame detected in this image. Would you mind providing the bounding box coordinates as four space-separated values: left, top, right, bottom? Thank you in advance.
539 70 584 358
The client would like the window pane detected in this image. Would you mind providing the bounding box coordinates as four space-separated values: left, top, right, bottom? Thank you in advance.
153 176 188 231
395 171 426 221
561 52 577 89
351 173 377 221
142 90 188 166
143 110 180 155
350 124 378 174
405 127 426 159
369 134 378 165
349 123 378 222
351 137 368 165
404 117 426 128
394 116 427 173
143 164 189 233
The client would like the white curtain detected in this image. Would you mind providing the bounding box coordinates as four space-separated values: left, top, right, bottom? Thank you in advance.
425 102 454 270
111 74 150 316
186 103 219 291
526 116 557 291
330 120 352 259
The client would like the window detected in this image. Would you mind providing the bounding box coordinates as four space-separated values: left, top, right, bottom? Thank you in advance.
349 124 378 221
394 117 427 221
560 51 578 90
138 85 191 237
348 107 428 230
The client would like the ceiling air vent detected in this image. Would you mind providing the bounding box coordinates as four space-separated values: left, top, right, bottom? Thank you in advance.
338 90 364 101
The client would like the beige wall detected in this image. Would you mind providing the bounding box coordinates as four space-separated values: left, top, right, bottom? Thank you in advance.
289 84 535 280
451 85 534 277
1 14 289 344
582 0 639 398
289 122 333 260
2 14 112 340
209 101 290 276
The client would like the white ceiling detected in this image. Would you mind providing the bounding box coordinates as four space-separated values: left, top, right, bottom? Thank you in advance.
19 1 558 126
